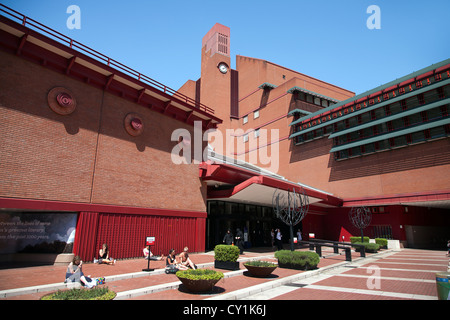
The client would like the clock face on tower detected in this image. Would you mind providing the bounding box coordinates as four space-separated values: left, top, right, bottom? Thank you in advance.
218 62 228 74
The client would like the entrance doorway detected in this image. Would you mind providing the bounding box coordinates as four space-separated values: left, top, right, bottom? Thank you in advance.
205 200 293 250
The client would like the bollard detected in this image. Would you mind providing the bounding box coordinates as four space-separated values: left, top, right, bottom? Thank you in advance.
360 245 366 258
345 248 352 261
315 245 322 257
333 243 339 254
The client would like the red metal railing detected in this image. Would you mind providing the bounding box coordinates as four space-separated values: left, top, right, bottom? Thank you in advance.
0 4 215 114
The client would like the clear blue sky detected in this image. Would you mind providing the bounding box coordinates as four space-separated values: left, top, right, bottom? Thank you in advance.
1 0 449 95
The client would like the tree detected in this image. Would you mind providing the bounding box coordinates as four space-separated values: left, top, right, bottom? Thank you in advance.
272 188 309 251
349 206 372 242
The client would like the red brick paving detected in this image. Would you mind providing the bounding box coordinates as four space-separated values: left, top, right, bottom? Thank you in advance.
272 249 448 300
1 248 447 300
342 267 438 280
311 276 437 296
272 288 410 300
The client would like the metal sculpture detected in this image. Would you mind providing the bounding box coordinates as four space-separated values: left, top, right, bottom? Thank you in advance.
349 206 372 242
272 188 309 251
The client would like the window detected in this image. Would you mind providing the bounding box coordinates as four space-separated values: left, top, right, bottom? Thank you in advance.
416 80 423 88
417 93 425 105
243 115 248 124
254 128 260 138
253 110 259 119
243 133 248 143
314 97 321 105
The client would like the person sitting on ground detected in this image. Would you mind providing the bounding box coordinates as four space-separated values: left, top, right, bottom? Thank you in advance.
166 248 188 270
94 243 116 265
178 246 197 269
143 245 164 261
65 255 96 288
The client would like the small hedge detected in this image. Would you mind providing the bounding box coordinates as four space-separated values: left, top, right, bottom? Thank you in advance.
214 245 240 262
176 269 224 281
244 260 277 267
274 250 320 270
350 236 369 243
375 238 388 248
353 242 380 253
41 286 116 300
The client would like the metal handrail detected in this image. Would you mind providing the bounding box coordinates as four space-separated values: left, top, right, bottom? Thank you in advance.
0 4 215 115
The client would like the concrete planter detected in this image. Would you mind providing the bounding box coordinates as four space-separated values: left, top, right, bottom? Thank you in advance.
214 260 240 271
244 264 277 277
177 277 221 293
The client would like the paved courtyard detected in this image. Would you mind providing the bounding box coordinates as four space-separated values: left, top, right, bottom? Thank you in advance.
0 247 448 301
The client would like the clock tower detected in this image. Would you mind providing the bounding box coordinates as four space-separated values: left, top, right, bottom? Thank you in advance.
200 23 232 125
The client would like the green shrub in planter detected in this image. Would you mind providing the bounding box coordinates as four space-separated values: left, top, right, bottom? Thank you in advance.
214 245 240 262
353 242 380 253
244 260 277 267
176 269 225 293
350 236 369 243
274 250 320 270
41 287 116 300
244 260 278 277
176 269 224 281
375 238 388 248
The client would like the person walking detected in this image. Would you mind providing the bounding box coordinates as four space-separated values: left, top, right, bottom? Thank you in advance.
235 228 244 254
270 229 275 248
223 229 234 245
296 228 302 247
276 228 283 250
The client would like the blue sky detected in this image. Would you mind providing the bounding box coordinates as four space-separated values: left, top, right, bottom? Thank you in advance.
1 0 449 95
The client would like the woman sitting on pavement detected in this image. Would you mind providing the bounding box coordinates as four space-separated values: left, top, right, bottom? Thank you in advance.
65 255 96 288
143 245 164 261
94 243 116 265
166 248 188 271
178 247 197 269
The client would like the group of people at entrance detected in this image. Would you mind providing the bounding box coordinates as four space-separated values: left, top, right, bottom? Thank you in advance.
271 228 302 250
222 228 245 254
222 227 303 252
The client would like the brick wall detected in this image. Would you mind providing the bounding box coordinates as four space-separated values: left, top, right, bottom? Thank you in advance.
0 50 206 213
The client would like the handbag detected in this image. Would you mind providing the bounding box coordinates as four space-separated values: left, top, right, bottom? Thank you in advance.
165 264 179 274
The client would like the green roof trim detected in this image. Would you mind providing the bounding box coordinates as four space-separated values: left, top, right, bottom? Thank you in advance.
289 77 450 139
329 117 450 153
328 97 450 139
287 86 339 103
258 82 277 89
292 58 450 125
288 108 312 116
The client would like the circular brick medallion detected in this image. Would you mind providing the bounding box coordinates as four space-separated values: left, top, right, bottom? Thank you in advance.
47 87 76 115
124 113 144 136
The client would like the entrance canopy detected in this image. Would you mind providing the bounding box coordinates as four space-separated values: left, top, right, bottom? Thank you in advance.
199 162 342 209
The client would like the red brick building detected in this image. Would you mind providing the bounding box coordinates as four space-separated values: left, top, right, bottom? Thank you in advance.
0 8 449 265
0 6 221 262
180 23 450 250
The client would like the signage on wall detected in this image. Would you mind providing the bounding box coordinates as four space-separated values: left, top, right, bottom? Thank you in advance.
143 236 156 272
146 236 155 246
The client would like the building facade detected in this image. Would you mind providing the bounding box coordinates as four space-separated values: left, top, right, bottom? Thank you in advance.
180 23 450 249
0 6 221 263
0 7 449 265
